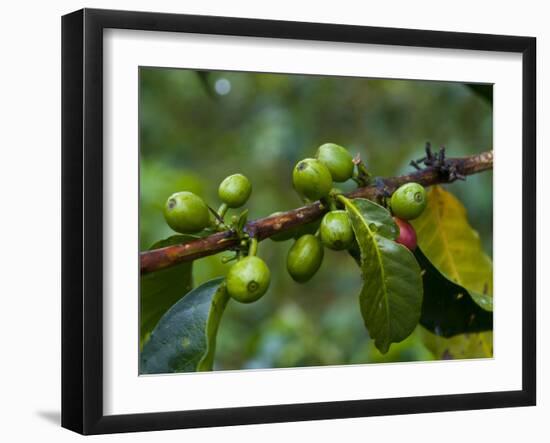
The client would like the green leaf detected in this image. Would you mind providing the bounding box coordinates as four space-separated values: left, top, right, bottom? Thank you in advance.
412 186 493 311
140 235 195 348
470 292 493 312
346 198 397 266
195 71 217 100
342 197 423 354
141 277 229 374
415 247 493 337
420 327 493 359
466 84 493 105
349 198 399 240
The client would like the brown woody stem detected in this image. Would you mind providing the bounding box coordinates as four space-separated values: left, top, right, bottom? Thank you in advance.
141 150 493 274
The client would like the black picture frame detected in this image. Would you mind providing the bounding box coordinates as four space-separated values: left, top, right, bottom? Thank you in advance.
62 8 536 435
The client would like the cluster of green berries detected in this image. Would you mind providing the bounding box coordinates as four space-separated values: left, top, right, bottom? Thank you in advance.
288 143 428 280
163 173 271 304
162 143 429 305
285 143 356 283
163 173 253 234
292 143 354 201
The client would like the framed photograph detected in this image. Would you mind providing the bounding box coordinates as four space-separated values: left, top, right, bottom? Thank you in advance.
62 8 536 435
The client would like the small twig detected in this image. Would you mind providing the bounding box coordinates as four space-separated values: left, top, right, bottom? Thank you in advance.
208 206 225 225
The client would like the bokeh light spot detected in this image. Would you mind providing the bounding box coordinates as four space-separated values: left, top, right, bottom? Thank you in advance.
215 78 231 95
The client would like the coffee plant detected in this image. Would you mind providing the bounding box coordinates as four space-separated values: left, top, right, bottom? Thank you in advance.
139 143 494 374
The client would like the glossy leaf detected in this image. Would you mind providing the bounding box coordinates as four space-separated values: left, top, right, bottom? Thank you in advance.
345 197 397 266
349 197 399 240
420 328 493 359
141 277 229 374
342 197 423 354
412 186 493 310
470 292 493 312
140 235 195 348
415 248 493 337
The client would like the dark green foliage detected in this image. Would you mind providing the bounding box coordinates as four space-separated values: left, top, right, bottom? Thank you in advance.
141 278 229 374
415 248 493 337
140 235 194 347
466 84 493 105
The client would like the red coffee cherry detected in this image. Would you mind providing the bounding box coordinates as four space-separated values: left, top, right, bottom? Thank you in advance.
394 217 417 251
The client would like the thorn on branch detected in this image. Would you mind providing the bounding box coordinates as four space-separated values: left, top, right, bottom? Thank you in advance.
409 142 466 182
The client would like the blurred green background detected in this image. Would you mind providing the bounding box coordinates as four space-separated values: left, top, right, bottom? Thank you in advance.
139 67 493 370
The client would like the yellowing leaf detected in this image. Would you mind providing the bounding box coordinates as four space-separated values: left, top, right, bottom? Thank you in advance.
412 186 493 300
420 328 493 359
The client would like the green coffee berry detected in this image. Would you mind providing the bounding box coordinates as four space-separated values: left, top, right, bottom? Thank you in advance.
316 143 354 182
218 173 252 208
390 182 427 220
226 256 271 303
163 191 211 233
292 158 333 201
319 210 354 250
286 234 324 283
